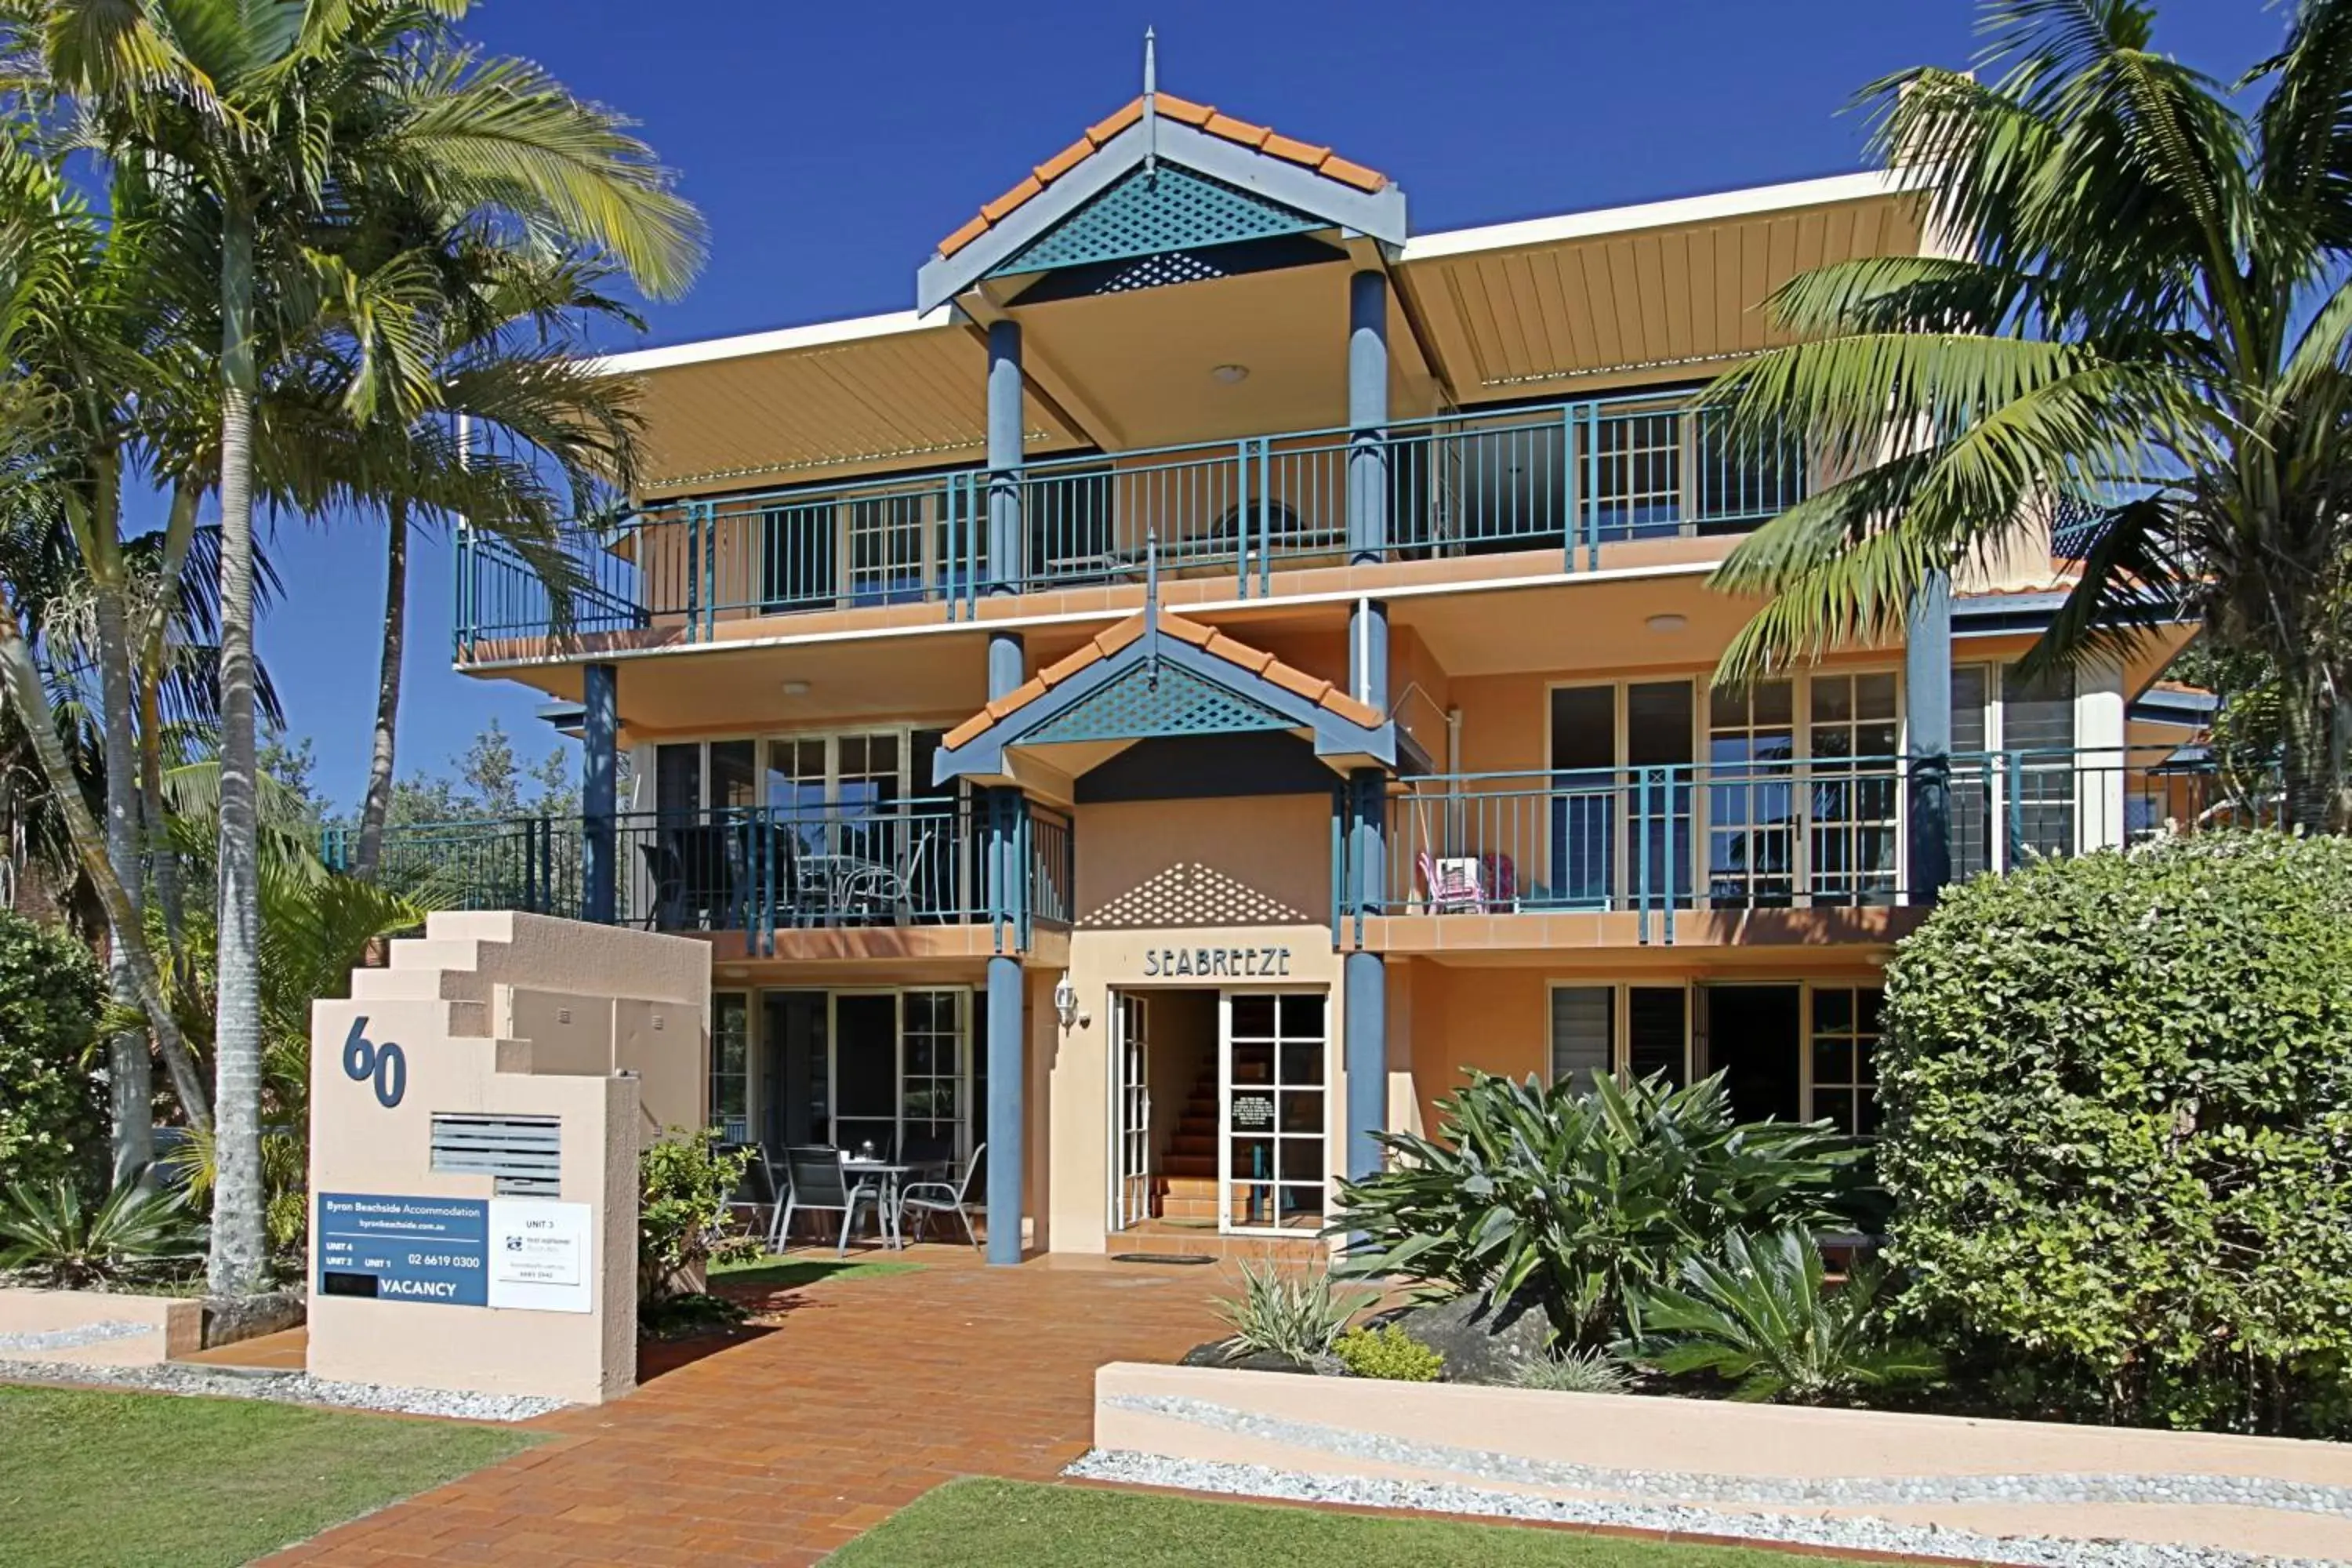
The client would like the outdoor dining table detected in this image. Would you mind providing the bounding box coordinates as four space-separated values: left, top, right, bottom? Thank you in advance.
840 1159 914 1248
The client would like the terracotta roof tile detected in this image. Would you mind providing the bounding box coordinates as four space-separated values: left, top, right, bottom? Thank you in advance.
1203 111 1270 147
1154 93 1214 127
935 92 1389 260
939 608 1391 764
1039 641 1106 686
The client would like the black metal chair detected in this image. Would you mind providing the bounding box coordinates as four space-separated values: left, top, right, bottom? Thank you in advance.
771 1145 884 1255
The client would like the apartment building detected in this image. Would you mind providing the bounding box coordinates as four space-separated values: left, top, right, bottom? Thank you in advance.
419 79 2201 1261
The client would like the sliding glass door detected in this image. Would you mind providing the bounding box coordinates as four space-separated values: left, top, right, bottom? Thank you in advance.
759 989 974 1162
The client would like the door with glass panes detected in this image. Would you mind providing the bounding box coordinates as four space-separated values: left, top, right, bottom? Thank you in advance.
1219 993 1327 1232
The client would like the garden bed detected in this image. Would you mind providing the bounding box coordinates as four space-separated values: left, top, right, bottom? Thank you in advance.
1079 1361 2352 1566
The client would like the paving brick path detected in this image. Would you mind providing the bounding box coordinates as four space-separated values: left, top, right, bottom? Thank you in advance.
268 1251 1231 1566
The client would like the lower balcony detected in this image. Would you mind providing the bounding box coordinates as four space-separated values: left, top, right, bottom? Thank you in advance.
326 799 1073 951
1356 745 2269 948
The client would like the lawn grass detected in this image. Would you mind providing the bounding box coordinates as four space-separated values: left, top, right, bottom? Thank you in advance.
708 1253 924 1290
825 1477 1852 1567
0 1385 539 1568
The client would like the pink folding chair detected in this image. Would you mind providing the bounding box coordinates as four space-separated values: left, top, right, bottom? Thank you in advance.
1417 849 1487 913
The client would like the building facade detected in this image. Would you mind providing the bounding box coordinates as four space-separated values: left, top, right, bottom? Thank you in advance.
416 82 2205 1262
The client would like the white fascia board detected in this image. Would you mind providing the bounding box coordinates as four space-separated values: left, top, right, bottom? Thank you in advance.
583 307 953 377
1399 170 1915 263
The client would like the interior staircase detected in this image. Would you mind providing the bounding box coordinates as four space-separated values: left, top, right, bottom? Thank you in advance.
1151 1075 1224 1225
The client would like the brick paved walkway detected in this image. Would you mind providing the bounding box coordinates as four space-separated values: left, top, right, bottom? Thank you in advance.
268 1250 1232 1566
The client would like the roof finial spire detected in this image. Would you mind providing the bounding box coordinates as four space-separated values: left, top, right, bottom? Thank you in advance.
1142 27 1159 179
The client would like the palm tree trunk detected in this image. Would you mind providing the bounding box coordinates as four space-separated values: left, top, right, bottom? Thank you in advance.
94 574 154 1187
209 204 268 1295
140 481 201 953
0 597 209 1129
353 497 407 877
82 448 154 1186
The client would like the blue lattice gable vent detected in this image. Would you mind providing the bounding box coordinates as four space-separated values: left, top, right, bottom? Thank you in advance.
1025 659 1294 745
989 163 1324 280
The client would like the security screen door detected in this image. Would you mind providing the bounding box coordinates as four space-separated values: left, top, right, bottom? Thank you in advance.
1220 992 1328 1232
1108 992 1152 1232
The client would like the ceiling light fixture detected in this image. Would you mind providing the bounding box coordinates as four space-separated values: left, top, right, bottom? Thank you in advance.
780 680 812 697
1645 614 1688 633
1210 363 1250 385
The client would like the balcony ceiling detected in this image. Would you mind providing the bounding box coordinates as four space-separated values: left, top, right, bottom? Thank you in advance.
1393 175 1925 401
610 314 1088 502
596 172 1922 504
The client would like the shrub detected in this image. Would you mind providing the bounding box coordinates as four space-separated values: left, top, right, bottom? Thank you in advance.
1509 1346 1635 1395
1879 831 2352 1433
0 1178 204 1288
0 913 104 1190
1332 1070 1859 1347
1627 1227 1940 1405
1212 1259 1367 1364
638 1127 760 1310
1334 1323 1444 1381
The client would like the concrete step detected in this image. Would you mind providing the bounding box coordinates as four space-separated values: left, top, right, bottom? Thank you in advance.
386 938 486 973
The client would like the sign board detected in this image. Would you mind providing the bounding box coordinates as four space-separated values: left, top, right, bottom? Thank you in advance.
316 1192 594 1314
1232 1094 1276 1129
487 1199 593 1314
1142 945 1293 979
317 1192 488 1305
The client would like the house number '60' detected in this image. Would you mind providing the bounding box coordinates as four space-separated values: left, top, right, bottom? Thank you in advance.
342 1017 406 1109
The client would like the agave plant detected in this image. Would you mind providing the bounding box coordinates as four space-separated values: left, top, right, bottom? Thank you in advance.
1330 1069 1861 1347
1212 1258 1370 1365
1626 1227 1942 1404
0 1178 205 1289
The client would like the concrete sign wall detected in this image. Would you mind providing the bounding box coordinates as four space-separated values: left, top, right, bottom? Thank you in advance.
307 912 710 1406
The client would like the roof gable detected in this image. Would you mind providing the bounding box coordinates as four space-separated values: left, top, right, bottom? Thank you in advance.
916 93 1405 313
933 608 1393 786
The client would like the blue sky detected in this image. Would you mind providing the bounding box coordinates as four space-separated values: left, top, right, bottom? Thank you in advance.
254 0 2263 811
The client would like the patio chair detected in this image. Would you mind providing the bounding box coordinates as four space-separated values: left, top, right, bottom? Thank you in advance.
900 1132 954 1182
898 1144 985 1249
637 840 691 931
771 1145 885 1255
1416 849 1488 913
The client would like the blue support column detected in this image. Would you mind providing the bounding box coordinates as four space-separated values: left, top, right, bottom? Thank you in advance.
984 628 1026 1264
1906 571 1953 905
581 662 618 924
986 320 1023 595
1346 269 1390 565
1345 768 1387 1180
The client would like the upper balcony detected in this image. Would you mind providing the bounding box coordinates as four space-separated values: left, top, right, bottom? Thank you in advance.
452 389 1806 663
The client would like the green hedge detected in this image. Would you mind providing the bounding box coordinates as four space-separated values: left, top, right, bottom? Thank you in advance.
0 911 104 1190
1879 831 2352 1433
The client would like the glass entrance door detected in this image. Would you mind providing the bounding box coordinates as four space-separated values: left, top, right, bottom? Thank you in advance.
1219 992 1328 1233
1108 993 1151 1231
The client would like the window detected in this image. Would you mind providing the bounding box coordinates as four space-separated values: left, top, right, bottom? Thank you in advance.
1592 410 1681 540
1628 986 1688 1089
1810 987 1882 1134
1806 673 1900 905
2006 662 2077 858
1549 987 1613 1094
710 993 750 1138
848 493 926 606
1951 666 1991 879
761 499 837 612
1708 681 1796 907
655 743 702 818
900 990 966 1157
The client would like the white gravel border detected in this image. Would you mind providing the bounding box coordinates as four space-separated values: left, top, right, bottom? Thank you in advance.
0 1357 569 1422
1065 1450 2339 1568
0 1320 154 1354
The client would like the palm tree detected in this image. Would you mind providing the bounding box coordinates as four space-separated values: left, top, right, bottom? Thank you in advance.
0 129 210 1153
328 230 641 876
20 0 702 1294
1708 0 2352 829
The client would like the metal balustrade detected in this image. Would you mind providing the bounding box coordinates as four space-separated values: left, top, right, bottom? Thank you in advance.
332 798 1075 946
453 390 1807 657
1358 747 2275 941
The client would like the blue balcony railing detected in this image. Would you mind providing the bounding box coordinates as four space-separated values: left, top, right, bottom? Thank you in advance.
325 798 1074 948
452 389 1806 657
1356 746 2274 942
